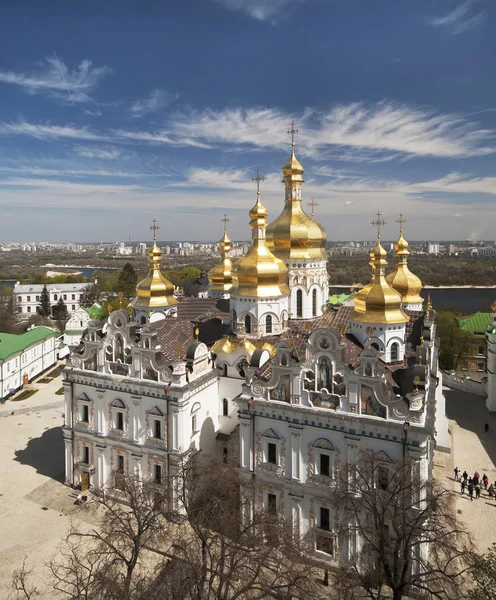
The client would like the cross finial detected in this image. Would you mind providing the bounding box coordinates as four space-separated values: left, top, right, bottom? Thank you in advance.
371 211 386 238
149 218 160 241
221 213 230 232
307 197 319 220
396 213 407 235
251 168 265 195
287 120 299 147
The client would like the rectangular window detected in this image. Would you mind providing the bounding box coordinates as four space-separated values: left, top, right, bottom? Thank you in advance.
320 454 330 477
36 295 40 302
82 404 89 423
154 464 162 483
267 442 277 465
54 294 58 301
117 455 124 472
154 419 162 439
116 412 124 431
320 507 330 531
192 415 197 433
27 295 31 302
477 362 485 372
82 446 89 464
72 305 76 311
72 294 76 300
478 346 485 355
378 466 389 491
63 294 67 300
267 493 277 515
27 306 31 313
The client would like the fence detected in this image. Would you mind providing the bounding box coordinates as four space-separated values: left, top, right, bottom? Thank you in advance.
442 371 487 397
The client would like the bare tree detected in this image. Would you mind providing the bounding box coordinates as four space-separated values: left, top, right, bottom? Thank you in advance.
10 558 39 600
330 450 473 600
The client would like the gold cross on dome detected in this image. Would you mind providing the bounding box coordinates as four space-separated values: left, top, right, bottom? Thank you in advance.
221 213 230 231
371 211 386 238
149 218 160 240
308 197 319 220
396 213 407 234
287 120 300 147
251 169 265 194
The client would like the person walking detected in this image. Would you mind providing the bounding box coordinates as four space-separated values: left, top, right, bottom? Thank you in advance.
488 484 494 497
483 474 489 490
473 473 479 487
460 480 466 494
468 482 474 501
476 483 481 499
454 467 459 481
463 470 468 483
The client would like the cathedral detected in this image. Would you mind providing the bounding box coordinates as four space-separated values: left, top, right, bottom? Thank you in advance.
62 127 450 566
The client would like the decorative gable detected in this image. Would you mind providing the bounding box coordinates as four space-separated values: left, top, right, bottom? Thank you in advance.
261 428 280 440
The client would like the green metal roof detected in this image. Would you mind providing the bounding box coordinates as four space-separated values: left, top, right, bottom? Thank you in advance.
85 302 104 320
0 327 57 361
328 292 354 306
458 312 493 337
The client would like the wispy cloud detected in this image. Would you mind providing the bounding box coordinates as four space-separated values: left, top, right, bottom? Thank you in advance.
167 102 495 159
0 57 112 103
113 128 212 149
83 109 103 117
75 147 121 159
0 120 107 141
130 89 179 117
429 0 486 35
212 0 293 21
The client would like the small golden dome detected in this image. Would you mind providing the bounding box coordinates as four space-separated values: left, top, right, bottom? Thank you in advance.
131 229 178 311
231 192 289 298
353 237 409 325
491 299 496 313
208 222 235 293
386 226 423 305
353 250 375 313
266 144 327 260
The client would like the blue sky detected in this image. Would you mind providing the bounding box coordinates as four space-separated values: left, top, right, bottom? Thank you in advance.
0 0 495 242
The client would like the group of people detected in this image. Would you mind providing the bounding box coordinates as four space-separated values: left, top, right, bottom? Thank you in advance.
454 467 495 501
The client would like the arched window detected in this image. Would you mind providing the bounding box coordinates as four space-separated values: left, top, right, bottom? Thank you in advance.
140 316 146 325
244 314 251 334
312 288 317 317
296 289 303 318
232 309 237 324
391 342 399 361
114 334 124 362
317 357 332 391
266 314 273 334
222 398 229 417
371 343 380 351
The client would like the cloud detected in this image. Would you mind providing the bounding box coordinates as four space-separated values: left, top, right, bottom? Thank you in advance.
212 0 294 21
130 89 179 117
167 102 495 159
429 0 486 35
0 120 107 141
75 147 121 159
83 109 103 117
0 57 112 103
454 213 463 216
113 128 212 149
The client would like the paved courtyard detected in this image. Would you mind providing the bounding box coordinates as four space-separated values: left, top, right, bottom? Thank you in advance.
438 386 496 554
0 373 97 600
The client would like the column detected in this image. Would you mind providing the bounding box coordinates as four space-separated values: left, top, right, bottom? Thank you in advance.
64 437 73 486
290 428 302 481
240 417 252 470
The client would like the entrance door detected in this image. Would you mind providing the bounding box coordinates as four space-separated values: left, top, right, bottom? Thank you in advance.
81 472 89 492
23 373 29 386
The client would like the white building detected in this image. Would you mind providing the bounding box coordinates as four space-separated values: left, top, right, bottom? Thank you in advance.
0 326 58 399
486 301 496 412
13 281 91 318
62 144 448 570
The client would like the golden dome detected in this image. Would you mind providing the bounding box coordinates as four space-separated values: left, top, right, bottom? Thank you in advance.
353 237 409 325
353 250 375 313
491 299 496 313
266 144 327 260
231 191 289 298
385 225 423 305
131 227 178 311
208 221 235 293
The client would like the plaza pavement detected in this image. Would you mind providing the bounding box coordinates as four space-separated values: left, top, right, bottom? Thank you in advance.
0 370 98 600
437 386 496 555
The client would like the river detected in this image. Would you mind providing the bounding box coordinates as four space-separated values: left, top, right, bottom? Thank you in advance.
330 286 495 314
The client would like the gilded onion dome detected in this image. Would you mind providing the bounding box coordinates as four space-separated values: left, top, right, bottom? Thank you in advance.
353 236 409 325
208 219 235 293
231 191 289 298
131 225 178 310
266 141 327 260
353 250 375 313
385 219 423 305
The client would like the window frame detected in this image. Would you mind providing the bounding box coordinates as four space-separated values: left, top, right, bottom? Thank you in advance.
267 442 277 465
296 289 303 318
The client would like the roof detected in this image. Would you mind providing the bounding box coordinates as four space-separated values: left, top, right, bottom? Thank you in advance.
150 318 195 362
85 303 105 320
14 282 88 293
176 297 229 321
459 312 493 337
328 292 354 306
0 327 57 361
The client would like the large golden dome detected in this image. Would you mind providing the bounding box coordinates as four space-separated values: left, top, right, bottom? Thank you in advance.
353 238 409 325
266 144 327 260
208 222 235 293
131 233 178 310
231 191 289 298
385 226 423 305
353 250 375 313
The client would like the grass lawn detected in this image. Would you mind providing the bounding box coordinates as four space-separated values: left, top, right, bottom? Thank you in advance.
55 387 65 396
12 389 38 402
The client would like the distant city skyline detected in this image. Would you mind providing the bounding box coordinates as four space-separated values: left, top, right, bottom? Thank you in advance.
0 1 495 242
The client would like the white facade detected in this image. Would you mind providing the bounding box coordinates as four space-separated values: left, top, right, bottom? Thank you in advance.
230 294 289 338
14 281 91 317
64 308 92 347
0 327 57 398
486 312 496 412
287 258 329 319
350 320 406 363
